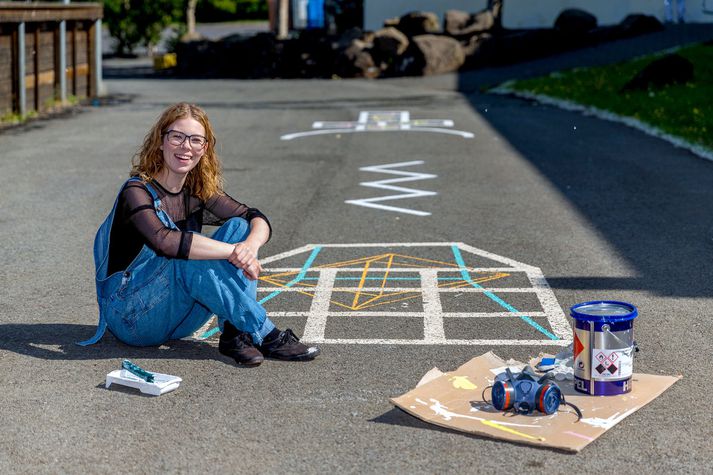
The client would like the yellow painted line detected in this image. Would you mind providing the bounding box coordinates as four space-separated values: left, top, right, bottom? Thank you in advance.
354 293 422 310
319 253 390 268
480 420 545 442
258 277 315 299
351 259 373 308
390 253 460 267
259 257 511 312
378 254 395 295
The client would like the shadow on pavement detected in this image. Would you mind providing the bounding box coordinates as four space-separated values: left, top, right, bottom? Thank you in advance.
371 407 573 454
457 26 713 298
0 323 224 362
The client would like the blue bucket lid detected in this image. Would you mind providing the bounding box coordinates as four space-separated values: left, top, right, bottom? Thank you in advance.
570 300 637 322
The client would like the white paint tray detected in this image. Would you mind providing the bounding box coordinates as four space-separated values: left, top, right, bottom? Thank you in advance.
105 369 182 396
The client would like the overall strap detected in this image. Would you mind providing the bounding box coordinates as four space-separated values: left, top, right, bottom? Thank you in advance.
77 178 173 346
143 179 179 230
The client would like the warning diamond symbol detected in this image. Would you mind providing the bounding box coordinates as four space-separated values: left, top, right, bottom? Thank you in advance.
596 352 607 362
610 352 619 362
596 364 607 374
573 333 584 359
608 364 618 374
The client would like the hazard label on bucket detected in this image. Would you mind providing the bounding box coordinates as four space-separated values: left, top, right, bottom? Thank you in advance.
591 349 632 379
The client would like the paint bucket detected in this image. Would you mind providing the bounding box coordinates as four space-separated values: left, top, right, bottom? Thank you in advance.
570 301 637 396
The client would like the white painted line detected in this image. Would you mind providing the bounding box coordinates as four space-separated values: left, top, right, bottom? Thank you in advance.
301 269 337 342
457 242 537 272
308 338 572 346
356 111 368 131
265 311 549 318
280 128 360 141
313 242 457 247
345 161 437 216
421 269 445 342
343 200 432 216
259 242 569 346
257 286 541 293
263 267 525 272
409 127 474 138
280 110 474 140
526 268 572 341
260 244 315 265
184 315 216 340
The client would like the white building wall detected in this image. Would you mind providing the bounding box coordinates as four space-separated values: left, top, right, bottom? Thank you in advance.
364 0 713 30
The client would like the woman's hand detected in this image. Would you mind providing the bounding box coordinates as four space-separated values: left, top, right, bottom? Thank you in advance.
228 242 263 280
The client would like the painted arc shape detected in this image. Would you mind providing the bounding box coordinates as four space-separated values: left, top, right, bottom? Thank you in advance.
280 110 474 140
273 126 474 139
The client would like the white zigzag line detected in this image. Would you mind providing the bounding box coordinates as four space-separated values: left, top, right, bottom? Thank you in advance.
345 160 437 216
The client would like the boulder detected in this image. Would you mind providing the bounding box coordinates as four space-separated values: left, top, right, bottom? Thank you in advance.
175 38 223 76
444 10 471 34
554 9 597 36
334 39 378 78
404 34 465 76
372 27 409 57
334 27 365 50
444 9 496 39
396 11 441 37
621 53 694 91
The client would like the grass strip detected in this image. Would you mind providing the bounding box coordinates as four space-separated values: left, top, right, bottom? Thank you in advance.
504 42 713 150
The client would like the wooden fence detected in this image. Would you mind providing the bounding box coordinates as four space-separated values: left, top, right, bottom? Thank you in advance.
0 2 102 118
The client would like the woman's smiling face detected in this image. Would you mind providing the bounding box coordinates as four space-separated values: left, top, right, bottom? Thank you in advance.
160 116 207 178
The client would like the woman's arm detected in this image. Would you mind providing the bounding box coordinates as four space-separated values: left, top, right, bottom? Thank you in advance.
187 226 264 280
203 192 273 242
203 192 272 279
123 184 263 279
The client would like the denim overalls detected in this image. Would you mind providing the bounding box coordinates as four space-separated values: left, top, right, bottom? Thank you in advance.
78 178 275 347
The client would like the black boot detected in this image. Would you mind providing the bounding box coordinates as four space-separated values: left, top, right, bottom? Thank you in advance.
218 321 264 366
257 329 320 361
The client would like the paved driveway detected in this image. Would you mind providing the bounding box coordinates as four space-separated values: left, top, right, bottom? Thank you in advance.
2 26 713 473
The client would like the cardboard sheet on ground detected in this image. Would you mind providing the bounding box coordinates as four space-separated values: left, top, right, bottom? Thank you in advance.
390 352 680 452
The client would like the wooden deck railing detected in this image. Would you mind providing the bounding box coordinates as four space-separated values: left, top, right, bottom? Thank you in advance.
0 2 102 118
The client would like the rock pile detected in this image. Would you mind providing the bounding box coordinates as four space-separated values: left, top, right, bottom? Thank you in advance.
175 2 663 79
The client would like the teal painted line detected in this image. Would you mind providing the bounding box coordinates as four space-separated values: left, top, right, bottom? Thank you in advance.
450 245 558 340
299 277 465 281
200 326 220 339
199 246 322 340
259 246 322 304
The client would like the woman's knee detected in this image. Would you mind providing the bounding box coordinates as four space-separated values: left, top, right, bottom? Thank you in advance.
213 217 250 243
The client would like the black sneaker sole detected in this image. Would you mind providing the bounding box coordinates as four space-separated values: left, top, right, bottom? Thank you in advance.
218 348 265 367
264 346 321 361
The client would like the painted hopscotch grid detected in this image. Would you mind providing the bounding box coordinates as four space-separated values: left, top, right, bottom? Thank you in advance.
214 242 572 346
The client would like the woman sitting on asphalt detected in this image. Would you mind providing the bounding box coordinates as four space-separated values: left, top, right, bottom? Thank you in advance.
79 102 320 365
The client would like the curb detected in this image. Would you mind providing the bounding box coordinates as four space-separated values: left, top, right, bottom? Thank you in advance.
490 85 713 162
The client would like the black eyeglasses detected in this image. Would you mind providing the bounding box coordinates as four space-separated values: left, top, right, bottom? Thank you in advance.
163 130 208 149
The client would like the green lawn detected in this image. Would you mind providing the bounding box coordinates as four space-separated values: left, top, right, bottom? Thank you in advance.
504 43 713 150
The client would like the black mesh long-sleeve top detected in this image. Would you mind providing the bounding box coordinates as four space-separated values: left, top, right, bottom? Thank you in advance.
107 179 271 275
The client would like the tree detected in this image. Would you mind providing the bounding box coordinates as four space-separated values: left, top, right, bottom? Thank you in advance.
103 0 183 55
186 0 199 39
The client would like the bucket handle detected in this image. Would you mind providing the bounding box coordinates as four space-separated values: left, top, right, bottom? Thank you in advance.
601 324 639 356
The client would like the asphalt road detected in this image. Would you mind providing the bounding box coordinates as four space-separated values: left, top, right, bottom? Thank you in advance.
3 28 713 473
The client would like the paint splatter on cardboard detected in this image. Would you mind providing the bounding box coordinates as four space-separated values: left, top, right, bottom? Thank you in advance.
390 352 680 452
